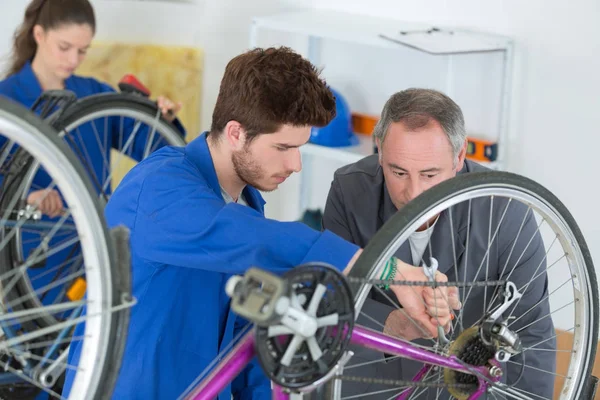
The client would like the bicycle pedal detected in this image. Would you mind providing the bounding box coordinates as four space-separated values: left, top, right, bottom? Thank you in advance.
226 268 287 325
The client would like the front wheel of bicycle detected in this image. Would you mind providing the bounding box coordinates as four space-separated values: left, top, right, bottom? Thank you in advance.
329 171 597 400
0 96 131 400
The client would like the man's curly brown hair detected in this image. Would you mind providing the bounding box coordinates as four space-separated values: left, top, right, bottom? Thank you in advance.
209 46 336 143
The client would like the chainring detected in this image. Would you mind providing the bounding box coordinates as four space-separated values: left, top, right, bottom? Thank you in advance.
254 263 355 389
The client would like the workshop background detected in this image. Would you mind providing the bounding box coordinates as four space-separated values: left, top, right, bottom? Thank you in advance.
0 0 598 393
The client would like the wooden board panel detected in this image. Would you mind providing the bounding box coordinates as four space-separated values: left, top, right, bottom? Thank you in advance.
75 41 204 188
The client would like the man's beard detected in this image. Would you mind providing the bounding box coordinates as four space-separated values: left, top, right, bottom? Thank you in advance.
232 147 272 192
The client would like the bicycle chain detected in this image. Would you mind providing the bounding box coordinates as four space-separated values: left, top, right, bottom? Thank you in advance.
330 277 507 391
347 276 507 288
333 374 476 390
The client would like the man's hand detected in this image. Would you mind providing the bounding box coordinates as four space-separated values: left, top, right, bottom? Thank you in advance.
343 252 461 340
27 189 64 218
343 249 362 276
388 260 461 339
384 309 437 340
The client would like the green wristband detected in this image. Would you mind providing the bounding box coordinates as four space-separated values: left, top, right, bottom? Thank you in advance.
384 257 397 290
378 257 397 290
379 259 390 281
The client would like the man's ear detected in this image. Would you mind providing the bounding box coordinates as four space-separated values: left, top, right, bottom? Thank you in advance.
455 140 468 171
224 121 246 150
376 138 383 165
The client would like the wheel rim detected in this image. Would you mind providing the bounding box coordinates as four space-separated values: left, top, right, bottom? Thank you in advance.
0 107 114 400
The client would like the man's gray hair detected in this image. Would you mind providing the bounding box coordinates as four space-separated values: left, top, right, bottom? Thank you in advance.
372 88 466 160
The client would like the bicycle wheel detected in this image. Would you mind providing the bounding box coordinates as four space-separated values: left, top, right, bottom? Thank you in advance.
0 96 131 399
0 92 185 331
329 171 597 400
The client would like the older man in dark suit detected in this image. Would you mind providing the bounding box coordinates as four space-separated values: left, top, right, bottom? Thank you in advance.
322 88 555 399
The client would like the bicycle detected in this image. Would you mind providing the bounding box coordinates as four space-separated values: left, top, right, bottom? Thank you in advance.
0 95 132 399
0 75 180 398
0 75 187 338
177 171 598 400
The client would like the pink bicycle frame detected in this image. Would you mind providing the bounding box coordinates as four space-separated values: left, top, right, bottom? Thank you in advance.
183 325 497 400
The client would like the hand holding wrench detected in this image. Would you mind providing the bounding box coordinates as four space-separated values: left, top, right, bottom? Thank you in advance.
422 257 450 345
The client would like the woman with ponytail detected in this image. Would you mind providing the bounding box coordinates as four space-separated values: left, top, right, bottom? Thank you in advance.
2 0 185 113
0 0 186 211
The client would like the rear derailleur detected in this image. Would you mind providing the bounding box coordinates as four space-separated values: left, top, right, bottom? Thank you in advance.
480 281 524 363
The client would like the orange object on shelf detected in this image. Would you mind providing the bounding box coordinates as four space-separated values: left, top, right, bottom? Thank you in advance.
352 112 379 135
466 136 498 162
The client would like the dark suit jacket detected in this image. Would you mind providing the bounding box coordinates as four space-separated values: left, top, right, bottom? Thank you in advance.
322 155 556 399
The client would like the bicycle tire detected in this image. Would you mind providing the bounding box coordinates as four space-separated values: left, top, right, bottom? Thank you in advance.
0 92 185 332
343 171 598 400
0 96 131 400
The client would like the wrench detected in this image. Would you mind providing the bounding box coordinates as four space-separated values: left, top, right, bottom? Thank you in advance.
422 257 450 345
